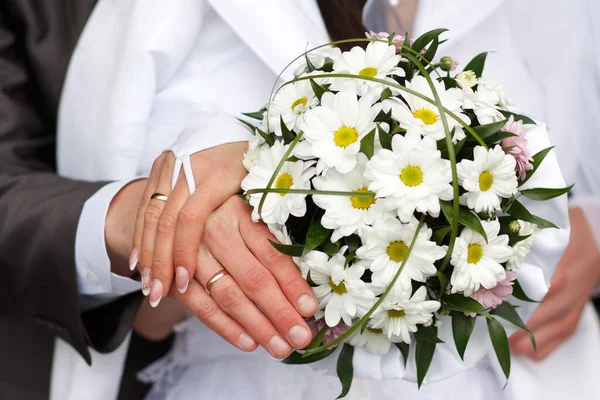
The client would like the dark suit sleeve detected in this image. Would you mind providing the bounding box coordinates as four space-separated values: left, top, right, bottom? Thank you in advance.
0 3 141 363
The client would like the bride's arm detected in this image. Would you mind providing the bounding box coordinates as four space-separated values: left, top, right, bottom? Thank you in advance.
134 297 188 341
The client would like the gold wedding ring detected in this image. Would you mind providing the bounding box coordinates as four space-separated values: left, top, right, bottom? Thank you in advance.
206 270 230 292
150 192 168 202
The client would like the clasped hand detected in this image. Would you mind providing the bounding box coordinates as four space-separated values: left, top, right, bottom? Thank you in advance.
132 143 317 358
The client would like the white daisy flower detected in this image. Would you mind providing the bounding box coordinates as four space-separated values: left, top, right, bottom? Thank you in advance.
383 76 470 142
302 250 376 327
356 218 446 289
349 324 393 355
294 46 342 77
296 90 378 174
242 141 315 224
267 80 318 136
332 41 405 96
312 154 393 242
369 285 441 343
450 219 514 296
455 70 477 88
457 145 518 214
507 220 538 271
365 133 453 222
461 79 514 125
242 133 267 171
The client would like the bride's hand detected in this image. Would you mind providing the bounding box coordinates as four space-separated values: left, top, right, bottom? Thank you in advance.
132 144 317 358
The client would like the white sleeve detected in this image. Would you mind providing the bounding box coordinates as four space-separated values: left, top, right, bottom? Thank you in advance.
75 180 140 308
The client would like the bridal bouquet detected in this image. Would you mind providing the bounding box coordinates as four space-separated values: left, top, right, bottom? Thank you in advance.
240 30 570 397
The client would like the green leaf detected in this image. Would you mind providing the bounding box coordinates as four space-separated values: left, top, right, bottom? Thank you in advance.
506 199 558 229
394 342 410 368
307 326 329 350
440 201 488 242
519 185 573 201
415 327 438 388
336 344 354 399
443 294 485 313
303 219 331 256
454 136 467 156
310 78 328 101
508 234 531 246
463 52 488 77
283 348 337 364
321 239 341 257
380 87 393 101
280 116 296 144
422 36 439 63
487 317 511 381
452 312 476 360
436 271 448 299
256 127 275 146
491 302 536 351
242 109 266 120
500 110 536 126
511 279 540 303
305 52 317 72
411 28 448 54
470 119 508 143
360 128 376 159
432 226 452 245
520 146 554 186
415 324 444 343
344 235 361 254
440 76 458 89
268 239 304 257
379 128 392 150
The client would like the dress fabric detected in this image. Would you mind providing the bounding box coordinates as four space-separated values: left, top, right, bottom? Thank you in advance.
55 0 600 399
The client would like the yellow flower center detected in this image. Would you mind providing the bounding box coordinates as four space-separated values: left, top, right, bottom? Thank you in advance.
387 241 409 262
358 66 378 78
478 171 494 191
291 97 308 112
350 187 376 210
367 327 384 334
400 166 423 187
328 278 348 295
467 243 483 264
387 309 406 319
275 173 293 196
413 108 437 125
333 126 359 148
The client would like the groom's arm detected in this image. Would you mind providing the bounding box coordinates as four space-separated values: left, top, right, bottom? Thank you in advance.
0 1 142 363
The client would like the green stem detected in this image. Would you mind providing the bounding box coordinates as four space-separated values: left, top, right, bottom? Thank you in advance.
247 188 375 198
302 215 426 357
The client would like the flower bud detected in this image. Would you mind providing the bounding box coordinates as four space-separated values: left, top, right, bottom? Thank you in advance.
508 220 522 234
440 56 458 72
456 70 477 88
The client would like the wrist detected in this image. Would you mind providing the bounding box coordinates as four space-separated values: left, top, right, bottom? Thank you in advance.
105 179 147 277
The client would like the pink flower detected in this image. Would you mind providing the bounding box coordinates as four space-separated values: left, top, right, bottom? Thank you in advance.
306 317 350 345
501 116 533 180
366 31 418 53
471 271 517 312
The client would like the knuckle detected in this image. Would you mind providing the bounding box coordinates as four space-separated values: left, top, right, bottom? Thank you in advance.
144 203 163 224
243 269 271 293
195 300 220 321
178 207 200 225
219 286 244 309
262 244 288 268
280 273 306 293
157 213 177 234
273 307 297 326
151 258 171 273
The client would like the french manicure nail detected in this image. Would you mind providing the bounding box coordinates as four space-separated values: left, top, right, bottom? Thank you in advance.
176 266 189 294
239 333 256 351
288 325 310 348
149 279 164 308
297 294 317 315
269 335 290 357
129 248 139 271
141 268 151 296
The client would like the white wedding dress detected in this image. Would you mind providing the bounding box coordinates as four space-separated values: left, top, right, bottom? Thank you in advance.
56 0 600 399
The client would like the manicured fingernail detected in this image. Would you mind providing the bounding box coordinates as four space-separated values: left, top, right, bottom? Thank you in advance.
239 333 256 351
297 294 317 315
129 248 139 271
269 336 290 357
149 279 164 308
141 268 151 296
288 325 310 348
176 266 189 294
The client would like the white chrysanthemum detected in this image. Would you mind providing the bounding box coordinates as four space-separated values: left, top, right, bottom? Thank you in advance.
242 141 315 224
450 220 514 296
369 285 440 343
383 76 470 142
365 133 453 222
302 250 376 327
349 325 392 355
332 41 405 96
312 154 393 242
294 46 342 77
507 220 538 271
242 133 267 171
267 80 318 136
460 79 516 125
296 90 378 174
457 145 518 214
356 218 446 289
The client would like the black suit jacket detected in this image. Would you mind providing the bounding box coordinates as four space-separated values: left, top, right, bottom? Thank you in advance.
0 1 149 398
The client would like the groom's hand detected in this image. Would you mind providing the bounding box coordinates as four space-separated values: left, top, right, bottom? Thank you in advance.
509 207 600 360
132 144 317 358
